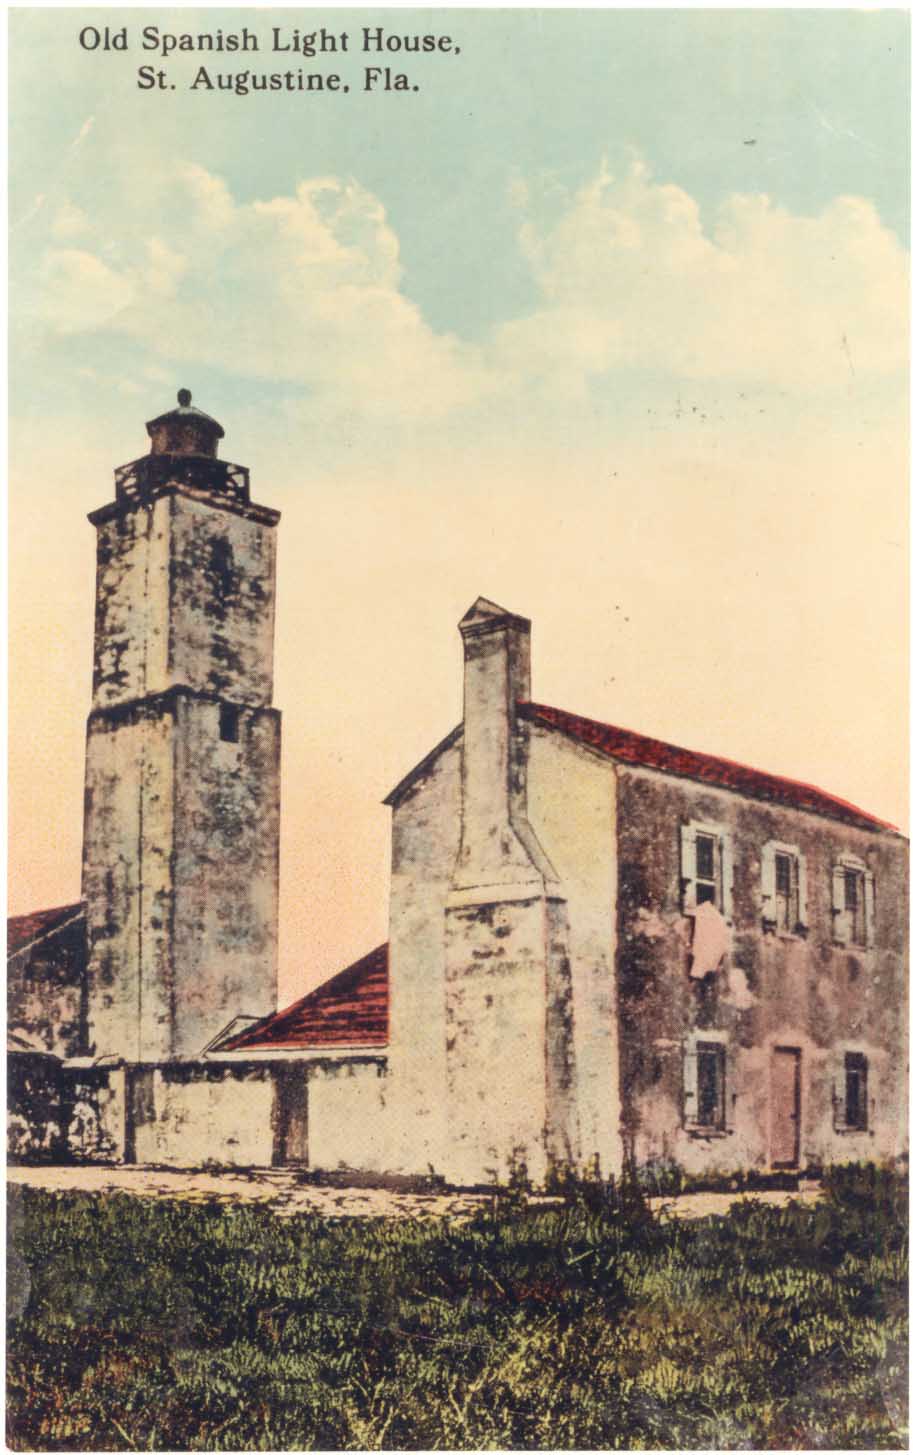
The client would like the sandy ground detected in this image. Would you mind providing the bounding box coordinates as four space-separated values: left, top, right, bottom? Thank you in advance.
7 1164 823 1220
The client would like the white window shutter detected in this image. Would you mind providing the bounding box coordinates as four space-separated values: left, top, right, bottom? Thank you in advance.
681 825 697 913
864 870 875 949
832 864 848 943
721 837 734 921
682 1043 698 1122
760 843 776 926
797 854 809 930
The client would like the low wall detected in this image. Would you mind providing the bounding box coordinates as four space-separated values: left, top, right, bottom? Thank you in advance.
308 1060 389 1173
131 1064 276 1166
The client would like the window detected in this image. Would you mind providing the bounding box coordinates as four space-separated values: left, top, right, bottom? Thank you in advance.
684 1034 728 1131
761 841 807 934
696 1043 726 1128
681 822 733 918
695 833 718 905
832 857 874 948
844 869 864 945
835 1051 868 1131
219 703 240 743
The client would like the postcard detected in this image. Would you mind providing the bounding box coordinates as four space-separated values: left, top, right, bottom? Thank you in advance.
7 9 909 1450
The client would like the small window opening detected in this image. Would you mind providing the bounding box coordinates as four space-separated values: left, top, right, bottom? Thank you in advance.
695 1042 726 1129
219 703 240 743
695 833 718 906
844 1052 868 1130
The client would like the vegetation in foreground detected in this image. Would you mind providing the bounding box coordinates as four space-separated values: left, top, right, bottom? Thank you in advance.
6 1164 907 1451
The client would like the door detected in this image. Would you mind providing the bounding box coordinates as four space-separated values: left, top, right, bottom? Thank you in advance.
273 1066 309 1166
770 1047 801 1167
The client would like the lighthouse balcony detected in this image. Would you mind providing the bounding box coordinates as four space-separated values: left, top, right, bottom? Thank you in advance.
114 452 251 507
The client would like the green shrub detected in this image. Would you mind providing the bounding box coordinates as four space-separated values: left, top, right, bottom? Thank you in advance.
6 1167 907 1450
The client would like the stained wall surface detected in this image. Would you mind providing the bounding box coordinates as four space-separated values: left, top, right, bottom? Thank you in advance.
90 490 277 710
8 915 88 1059
614 764 908 1176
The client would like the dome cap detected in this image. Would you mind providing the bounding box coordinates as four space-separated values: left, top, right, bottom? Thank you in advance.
145 389 225 458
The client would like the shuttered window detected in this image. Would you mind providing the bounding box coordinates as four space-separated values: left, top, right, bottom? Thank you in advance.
760 841 807 934
835 1051 869 1131
684 1036 727 1131
681 821 733 919
832 857 875 948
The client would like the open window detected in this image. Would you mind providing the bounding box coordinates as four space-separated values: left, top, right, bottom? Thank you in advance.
832 856 874 948
681 821 733 919
760 841 808 935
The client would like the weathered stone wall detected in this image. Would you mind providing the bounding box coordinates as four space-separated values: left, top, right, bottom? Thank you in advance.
130 1063 276 1166
8 1055 67 1163
615 765 908 1176
90 490 277 710
171 695 279 1055
8 915 88 1059
444 896 552 1186
384 736 462 1176
308 1060 388 1173
8 1060 126 1165
528 728 623 1177
83 480 281 1063
167 493 277 706
91 496 171 707
83 704 175 1062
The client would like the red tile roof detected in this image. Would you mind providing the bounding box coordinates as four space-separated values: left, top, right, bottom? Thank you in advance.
222 943 389 1052
7 903 85 957
520 702 897 834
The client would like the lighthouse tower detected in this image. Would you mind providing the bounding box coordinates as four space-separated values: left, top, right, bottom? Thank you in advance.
82 392 281 1062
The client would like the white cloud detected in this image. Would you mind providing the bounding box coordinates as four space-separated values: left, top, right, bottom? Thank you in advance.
496 159 907 395
27 157 907 419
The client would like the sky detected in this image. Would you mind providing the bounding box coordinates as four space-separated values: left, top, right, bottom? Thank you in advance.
8 8 910 1005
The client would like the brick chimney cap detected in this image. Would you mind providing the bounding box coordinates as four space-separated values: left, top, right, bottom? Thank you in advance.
459 595 531 637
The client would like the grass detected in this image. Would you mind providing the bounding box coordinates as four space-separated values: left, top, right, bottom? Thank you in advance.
6 1164 907 1450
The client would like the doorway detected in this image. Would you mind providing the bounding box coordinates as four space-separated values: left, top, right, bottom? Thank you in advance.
770 1046 801 1167
273 1065 309 1166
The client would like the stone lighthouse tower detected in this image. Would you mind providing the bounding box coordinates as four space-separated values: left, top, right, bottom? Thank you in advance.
82 391 281 1062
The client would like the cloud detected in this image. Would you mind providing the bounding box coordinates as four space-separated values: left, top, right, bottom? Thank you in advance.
495 159 907 395
25 156 908 422
32 164 487 419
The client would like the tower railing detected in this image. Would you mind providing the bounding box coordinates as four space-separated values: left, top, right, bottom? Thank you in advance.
113 453 250 506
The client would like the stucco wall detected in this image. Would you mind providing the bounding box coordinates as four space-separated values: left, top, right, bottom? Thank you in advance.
307 1060 389 1173
385 737 462 1175
84 481 281 1063
167 493 277 707
615 765 908 1176
444 894 552 1186
528 728 623 1177
171 695 279 1055
91 491 277 711
83 705 175 1061
130 1064 275 1166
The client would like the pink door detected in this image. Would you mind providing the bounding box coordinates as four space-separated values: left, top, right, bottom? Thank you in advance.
770 1047 801 1166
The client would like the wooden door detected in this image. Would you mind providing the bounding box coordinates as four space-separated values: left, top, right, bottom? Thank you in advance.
770 1047 801 1167
273 1066 309 1166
